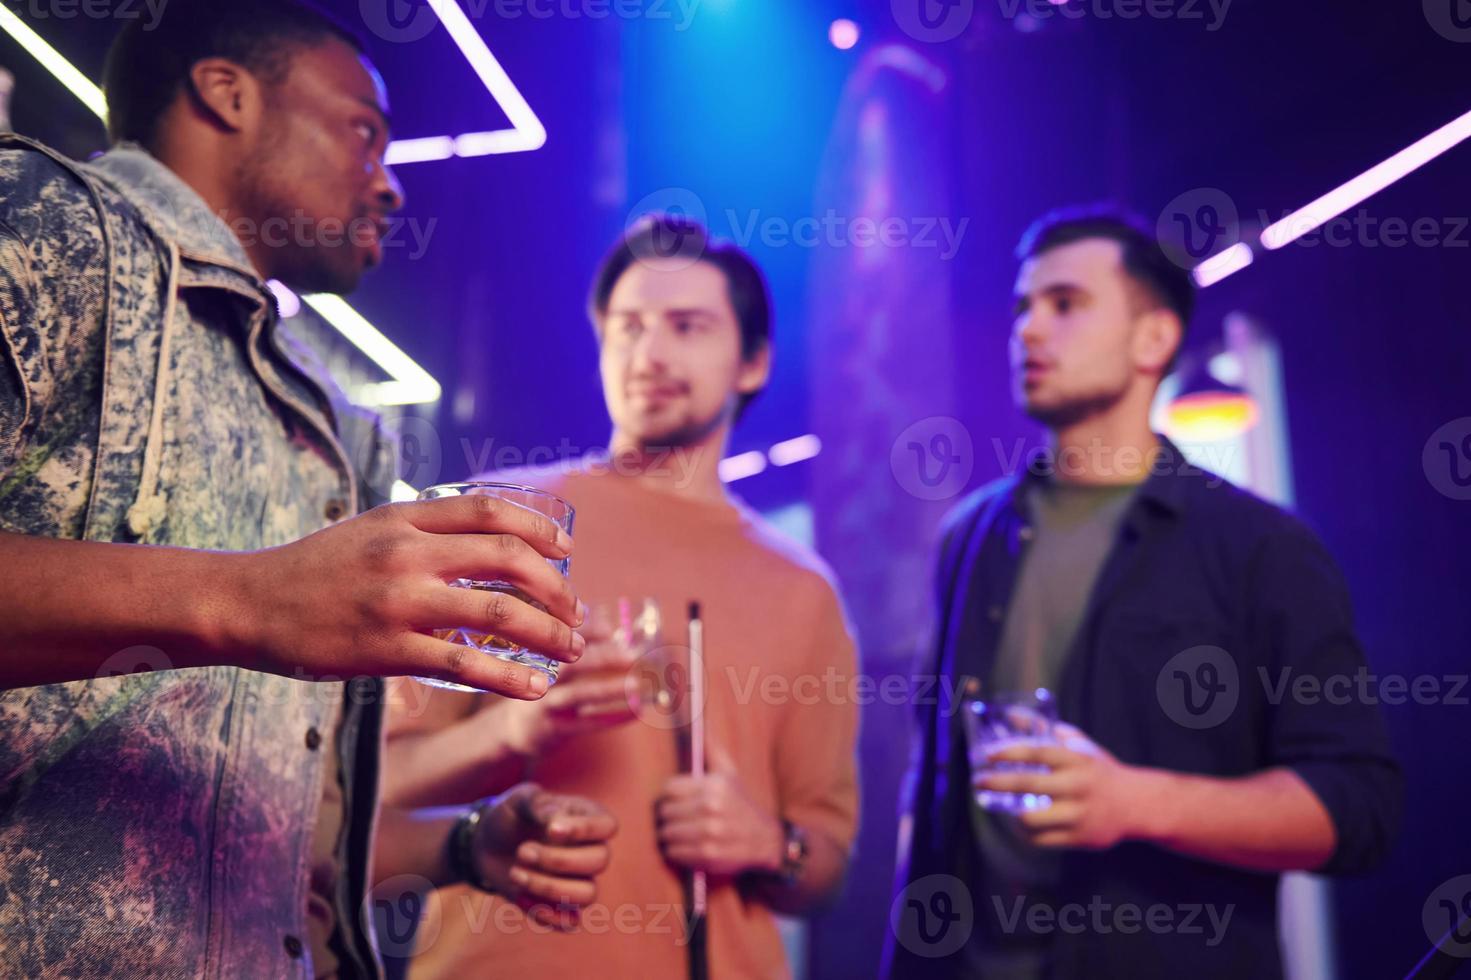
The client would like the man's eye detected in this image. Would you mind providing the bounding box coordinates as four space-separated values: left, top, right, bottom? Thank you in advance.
355 123 377 146
1055 297 1073 314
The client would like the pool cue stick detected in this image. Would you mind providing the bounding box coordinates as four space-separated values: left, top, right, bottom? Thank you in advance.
685 601 709 980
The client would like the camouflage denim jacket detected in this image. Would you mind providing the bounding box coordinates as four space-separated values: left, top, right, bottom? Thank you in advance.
0 136 395 978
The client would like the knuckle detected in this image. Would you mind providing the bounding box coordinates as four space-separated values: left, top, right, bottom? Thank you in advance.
485 590 515 627
354 581 393 617
364 529 412 571
496 660 520 694
471 494 502 525
445 642 469 677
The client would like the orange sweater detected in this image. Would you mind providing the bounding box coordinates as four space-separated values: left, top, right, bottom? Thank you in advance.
407 464 860 980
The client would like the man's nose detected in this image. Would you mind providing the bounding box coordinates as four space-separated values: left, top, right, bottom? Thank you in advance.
373 161 405 214
631 324 672 370
1013 312 1038 347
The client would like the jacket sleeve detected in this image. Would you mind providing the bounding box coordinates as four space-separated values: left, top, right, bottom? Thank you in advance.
0 214 35 472
1251 524 1403 874
0 144 107 485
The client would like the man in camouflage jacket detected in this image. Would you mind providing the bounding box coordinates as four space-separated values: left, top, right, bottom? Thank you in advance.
0 3 610 977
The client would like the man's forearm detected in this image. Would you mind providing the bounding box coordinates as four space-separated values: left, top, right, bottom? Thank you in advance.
1131 766 1337 872
0 530 246 689
371 804 462 890
384 718 528 808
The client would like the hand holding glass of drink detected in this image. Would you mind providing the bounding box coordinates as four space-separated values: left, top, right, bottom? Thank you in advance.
414 482 578 693
962 688 1060 814
500 597 664 760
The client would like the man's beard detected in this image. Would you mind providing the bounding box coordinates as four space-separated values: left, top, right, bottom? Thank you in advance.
628 400 728 452
235 142 362 295
1022 384 1127 431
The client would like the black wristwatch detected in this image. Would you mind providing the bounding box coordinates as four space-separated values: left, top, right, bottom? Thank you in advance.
449 799 498 894
775 819 809 886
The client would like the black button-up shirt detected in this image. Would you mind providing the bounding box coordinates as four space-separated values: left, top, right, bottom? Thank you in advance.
885 440 1401 980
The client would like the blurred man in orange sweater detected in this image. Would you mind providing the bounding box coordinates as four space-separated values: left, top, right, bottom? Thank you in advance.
385 215 860 979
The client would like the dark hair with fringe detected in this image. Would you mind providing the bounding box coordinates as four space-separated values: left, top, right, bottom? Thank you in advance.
1017 204 1195 370
589 213 772 421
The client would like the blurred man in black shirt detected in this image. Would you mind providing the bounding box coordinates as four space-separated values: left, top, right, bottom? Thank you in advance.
885 208 1400 980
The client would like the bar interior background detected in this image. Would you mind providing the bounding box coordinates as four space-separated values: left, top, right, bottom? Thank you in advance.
2 1 1467 976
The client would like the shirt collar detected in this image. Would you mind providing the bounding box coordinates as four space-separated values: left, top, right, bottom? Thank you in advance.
1014 434 1194 521
82 143 258 275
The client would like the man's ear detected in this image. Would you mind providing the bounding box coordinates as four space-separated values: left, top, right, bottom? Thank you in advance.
736 343 772 396
187 58 265 134
1133 308 1182 376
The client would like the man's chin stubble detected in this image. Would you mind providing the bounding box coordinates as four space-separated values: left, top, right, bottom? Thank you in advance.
1023 390 1125 431
626 408 726 452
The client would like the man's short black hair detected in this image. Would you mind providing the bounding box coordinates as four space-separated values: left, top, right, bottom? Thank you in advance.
589 214 773 420
1016 205 1195 369
103 0 366 149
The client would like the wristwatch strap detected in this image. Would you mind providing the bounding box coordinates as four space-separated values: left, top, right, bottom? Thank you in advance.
777 820 809 886
450 799 498 894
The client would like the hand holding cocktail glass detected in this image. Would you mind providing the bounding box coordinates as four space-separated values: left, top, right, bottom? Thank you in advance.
963 689 1060 814
496 597 663 759
232 481 583 700
413 483 582 694
970 692 1145 850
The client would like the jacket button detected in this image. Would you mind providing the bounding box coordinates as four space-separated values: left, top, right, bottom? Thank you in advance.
305 727 322 751
324 498 348 522
284 934 304 959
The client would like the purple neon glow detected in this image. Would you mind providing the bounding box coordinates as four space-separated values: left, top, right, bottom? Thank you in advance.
382 0 546 167
1261 107 1471 250
384 136 456 166
770 434 823 467
267 280 301 318
719 451 768 483
1192 242 1254 288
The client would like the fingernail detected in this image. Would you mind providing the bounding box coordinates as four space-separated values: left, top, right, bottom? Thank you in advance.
510 867 530 886
572 632 587 654
557 530 574 554
529 673 549 697
548 820 571 837
519 843 542 864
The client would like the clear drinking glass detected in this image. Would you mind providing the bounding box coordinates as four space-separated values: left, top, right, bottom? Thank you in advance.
961 688 1058 813
592 600 699 731
583 597 663 705
583 598 661 655
414 482 575 693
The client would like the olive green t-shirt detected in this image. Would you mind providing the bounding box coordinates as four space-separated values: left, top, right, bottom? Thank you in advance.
963 479 1139 979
